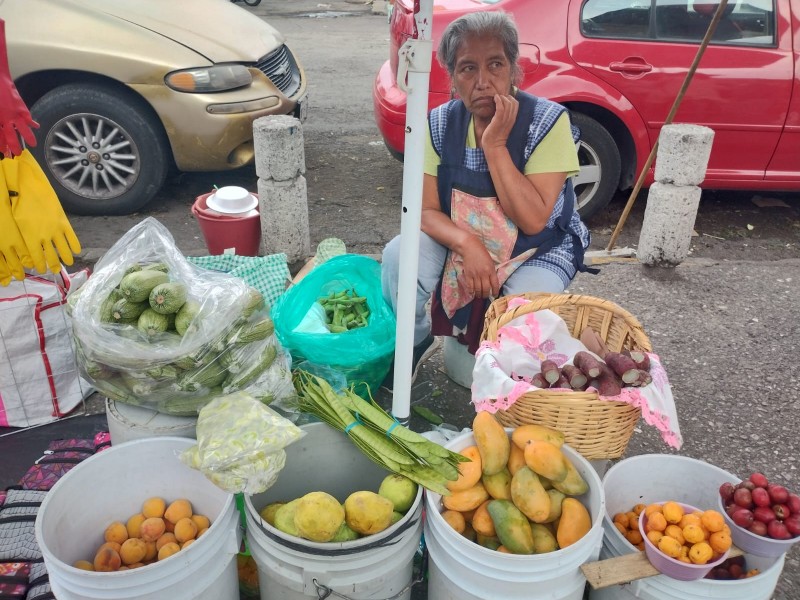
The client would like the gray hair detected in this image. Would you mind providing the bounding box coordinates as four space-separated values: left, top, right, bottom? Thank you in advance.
437 12 522 85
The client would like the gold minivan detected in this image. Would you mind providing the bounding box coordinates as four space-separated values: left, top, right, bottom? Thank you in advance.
1 0 308 215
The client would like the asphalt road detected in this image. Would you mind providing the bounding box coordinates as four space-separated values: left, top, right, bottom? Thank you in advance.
10 0 800 598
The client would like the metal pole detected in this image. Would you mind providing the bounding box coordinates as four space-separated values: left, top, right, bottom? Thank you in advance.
390 0 432 421
606 0 728 251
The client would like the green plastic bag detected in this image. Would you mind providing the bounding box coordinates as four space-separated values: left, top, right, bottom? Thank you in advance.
272 254 395 394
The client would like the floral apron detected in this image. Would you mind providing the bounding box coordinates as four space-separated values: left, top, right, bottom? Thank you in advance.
429 92 580 353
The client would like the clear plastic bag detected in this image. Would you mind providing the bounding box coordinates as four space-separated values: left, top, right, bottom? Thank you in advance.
180 391 305 494
71 217 295 414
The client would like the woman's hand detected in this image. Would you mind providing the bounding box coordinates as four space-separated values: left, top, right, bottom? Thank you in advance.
481 94 518 151
460 237 500 299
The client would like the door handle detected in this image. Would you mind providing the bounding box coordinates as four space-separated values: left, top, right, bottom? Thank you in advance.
609 61 653 74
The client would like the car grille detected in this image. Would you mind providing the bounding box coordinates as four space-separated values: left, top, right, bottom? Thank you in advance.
255 45 302 98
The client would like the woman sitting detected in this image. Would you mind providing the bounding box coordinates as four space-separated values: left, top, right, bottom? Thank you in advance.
381 11 595 387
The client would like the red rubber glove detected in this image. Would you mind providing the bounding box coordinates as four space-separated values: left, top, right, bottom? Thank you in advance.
0 20 38 157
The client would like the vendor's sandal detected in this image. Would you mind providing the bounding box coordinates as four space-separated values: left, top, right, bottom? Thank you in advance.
381 335 441 393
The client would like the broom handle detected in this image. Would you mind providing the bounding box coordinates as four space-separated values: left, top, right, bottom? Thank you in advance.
606 0 729 251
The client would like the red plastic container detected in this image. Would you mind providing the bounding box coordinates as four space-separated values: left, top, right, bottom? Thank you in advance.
191 191 262 256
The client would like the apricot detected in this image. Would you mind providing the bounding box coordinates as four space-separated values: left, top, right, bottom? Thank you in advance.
657 535 682 559
613 512 629 528
689 541 713 564
104 521 129 545
127 562 145 569
93 547 122 572
682 523 706 544
142 497 167 519
174 517 198 543
679 513 702 529
164 499 193 524
97 541 122 554
143 541 158 562
632 503 646 516
164 519 175 533
646 530 663 546
665 524 685 545
701 510 725 533
181 539 195 550
644 503 663 517
126 513 146 539
613 521 627 536
197 527 209 538
646 512 667 533
156 532 178 551
662 502 684 525
191 514 211 531
119 538 147 565
157 542 181 561
73 560 95 571
625 529 643 545
140 517 166 542
709 530 732 554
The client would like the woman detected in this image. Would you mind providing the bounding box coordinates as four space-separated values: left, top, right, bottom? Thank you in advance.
381 11 594 385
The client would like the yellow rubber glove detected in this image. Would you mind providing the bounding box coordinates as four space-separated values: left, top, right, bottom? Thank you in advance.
0 253 14 286
3 149 81 273
0 164 32 281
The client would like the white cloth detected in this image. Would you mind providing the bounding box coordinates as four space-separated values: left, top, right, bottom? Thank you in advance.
471 298 682 449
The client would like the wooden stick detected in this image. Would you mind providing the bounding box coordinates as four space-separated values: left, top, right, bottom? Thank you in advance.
581 544 744 590
606 0 730 251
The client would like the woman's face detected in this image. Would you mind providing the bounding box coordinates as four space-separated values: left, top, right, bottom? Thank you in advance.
452 33 513 121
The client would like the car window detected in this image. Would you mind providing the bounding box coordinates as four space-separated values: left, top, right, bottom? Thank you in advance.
581 0 775 46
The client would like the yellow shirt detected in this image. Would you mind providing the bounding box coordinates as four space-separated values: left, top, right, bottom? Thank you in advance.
423 112 579 177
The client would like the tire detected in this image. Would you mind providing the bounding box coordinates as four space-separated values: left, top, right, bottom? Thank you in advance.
242 0 261 5
29 83 170 216
570 113 621 220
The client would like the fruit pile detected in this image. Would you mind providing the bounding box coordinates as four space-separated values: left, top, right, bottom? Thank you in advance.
639 501 732 565
438 414 593 555
74 497 211 572
705 556 760 580
259 474 419 542
719 472 800 540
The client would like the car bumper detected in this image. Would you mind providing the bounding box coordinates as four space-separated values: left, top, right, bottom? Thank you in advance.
373 59 449 157
135 71 308 172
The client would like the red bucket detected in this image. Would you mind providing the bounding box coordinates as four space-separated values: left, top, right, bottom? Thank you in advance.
191 191 262 256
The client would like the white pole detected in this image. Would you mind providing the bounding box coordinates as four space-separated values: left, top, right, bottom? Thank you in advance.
390 0 433 421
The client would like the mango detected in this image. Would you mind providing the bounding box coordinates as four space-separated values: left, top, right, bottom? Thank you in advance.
471 500 496 537
556 498 592 549
510 466 551 523
273 499 302 537
481 467 512 500
294 491 346 542
259 502 285 526
378 474 418 513
473 412 510 476
523 440 569 482
551 459 589 496
487 500 535 554
476 533 502 551
441 482 489 513
544 489 567 523
511 424 565 449
344 491 394 535
330 521 360 542
507 443 526 476
531 523 559 553
447 445 483 492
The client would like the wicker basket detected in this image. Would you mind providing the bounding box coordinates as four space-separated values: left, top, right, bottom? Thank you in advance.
480 292 653 460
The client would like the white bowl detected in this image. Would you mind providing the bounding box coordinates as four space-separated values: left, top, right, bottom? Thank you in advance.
206 186 258 214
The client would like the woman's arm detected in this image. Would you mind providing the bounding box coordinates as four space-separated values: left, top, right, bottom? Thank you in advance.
481 95 567 235
420 174 500 298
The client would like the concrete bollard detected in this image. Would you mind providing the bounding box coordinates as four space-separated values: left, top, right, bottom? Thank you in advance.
653 124 715 186
637 182 702 266
253 115 310 263
257 177 311 262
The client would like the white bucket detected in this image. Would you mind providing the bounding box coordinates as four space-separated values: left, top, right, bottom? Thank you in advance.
589 454 785 600
105 398 197 444
425 429 605 600
244 422 424 599
443 336 475 389
35 437 240 600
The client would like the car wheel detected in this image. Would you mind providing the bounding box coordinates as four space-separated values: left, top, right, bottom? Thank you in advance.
570 113 621 220
29 83 170 216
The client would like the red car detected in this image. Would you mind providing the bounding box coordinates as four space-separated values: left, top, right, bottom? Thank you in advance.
373 0 798 218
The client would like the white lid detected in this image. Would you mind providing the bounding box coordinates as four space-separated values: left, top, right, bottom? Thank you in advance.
206 186 258 214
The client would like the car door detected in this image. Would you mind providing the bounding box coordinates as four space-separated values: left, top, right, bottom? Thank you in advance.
569 0 792 185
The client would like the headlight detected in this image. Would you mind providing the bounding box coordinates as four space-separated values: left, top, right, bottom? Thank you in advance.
165 65 252 93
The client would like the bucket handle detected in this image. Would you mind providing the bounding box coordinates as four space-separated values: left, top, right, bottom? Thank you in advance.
310 549 427 600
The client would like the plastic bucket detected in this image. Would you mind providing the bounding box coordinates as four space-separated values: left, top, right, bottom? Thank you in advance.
192 191 261 256
35 437 240 600
105 398 197 444
244 422 423 599
425 429 605 600
589 454 785 600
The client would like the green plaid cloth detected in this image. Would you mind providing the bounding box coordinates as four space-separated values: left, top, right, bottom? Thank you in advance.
188 253 290 307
